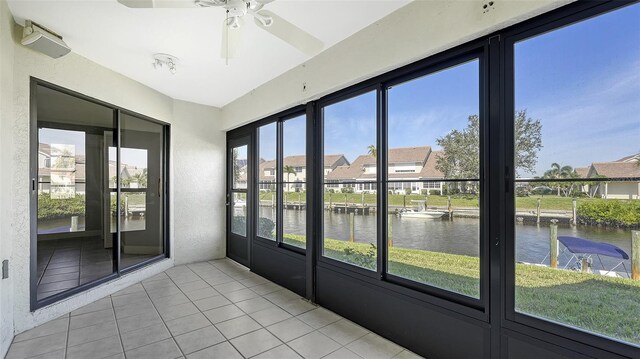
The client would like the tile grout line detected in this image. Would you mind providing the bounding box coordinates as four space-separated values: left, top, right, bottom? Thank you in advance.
137 275 187 358
200 261 268 359
64 313 71 359
110 295 127 359
165 262 254 357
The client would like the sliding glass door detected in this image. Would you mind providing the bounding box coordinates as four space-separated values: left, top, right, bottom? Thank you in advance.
118 113 166 269
32 80 169 308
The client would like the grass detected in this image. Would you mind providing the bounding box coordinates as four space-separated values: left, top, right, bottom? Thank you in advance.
283 233 640 345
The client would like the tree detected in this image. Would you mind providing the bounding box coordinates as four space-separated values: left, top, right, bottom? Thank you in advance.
436 110 543 180
542 163 578 197
232 148 240 183
435 115 480 180
367 145 377 158
514 110 543 176
587 174 607 199
283 165 295 192
131 168 148 188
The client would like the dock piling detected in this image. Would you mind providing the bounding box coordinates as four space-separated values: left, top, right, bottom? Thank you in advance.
550 221 559 268
632 230 639 280
572 198 577 226
349 213 355 242
536 198 541 224
388 214 393 248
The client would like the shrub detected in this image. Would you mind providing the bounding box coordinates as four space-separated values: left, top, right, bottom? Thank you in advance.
429 189 441 196
258 217 275 238
341 186 354 194
515 186 529 197
404 188 413 195
231 216 246 235
420 189 429 196
343 243 376 270
38 194 85 220
577 200 640 228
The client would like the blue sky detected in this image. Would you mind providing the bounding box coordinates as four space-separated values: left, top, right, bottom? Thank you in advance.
261 3 640 178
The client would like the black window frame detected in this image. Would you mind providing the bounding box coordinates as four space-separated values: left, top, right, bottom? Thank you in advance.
231 1 640 356
252 106 308 257
502 1 640 356
29 78 171 311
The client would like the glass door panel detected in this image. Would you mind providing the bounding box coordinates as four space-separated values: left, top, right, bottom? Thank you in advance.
119 113 165 269
228 140 251 266
35 84 116 301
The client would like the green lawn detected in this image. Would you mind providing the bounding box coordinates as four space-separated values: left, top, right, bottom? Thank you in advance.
283 234 640 345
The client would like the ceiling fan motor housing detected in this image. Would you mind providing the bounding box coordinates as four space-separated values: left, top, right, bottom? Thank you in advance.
225 0 248 17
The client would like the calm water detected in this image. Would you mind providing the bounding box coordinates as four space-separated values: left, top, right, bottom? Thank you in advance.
261 207 635 273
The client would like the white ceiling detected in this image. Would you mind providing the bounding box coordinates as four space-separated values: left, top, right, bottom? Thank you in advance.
8 0 411 107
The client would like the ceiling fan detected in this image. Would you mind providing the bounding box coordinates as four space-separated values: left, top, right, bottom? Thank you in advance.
117 0 324 62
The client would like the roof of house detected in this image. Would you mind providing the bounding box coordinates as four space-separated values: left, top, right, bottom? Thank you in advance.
258 154 347 170
590 162 640 178
419 150 444 178
574 167 590 178
615 153 640 163
326 146 444 181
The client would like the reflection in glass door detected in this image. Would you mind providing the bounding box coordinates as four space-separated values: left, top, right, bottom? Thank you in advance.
35 85 116 302
33 82 169 308
118 113 166 270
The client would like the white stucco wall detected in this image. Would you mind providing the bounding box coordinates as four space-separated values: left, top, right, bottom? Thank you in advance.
173 100 226 264
221 0 573 129
0 0 16 356
1 9 226 351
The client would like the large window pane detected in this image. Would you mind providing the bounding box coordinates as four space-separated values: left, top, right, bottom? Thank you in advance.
36 85 115 301
119 114 165 269
514 3 640 345
282 115 306 248
386 60 481 297
322 91 378 270
258 122 277 240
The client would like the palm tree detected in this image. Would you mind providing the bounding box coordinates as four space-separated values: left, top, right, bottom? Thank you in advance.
283 165 296 192
131 169 148 188
543 163 575 196
367 145 377 158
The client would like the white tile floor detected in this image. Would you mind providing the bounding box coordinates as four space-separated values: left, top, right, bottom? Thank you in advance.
6 259 423 359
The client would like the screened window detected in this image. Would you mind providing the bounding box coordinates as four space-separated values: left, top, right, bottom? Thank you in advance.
282 115 307 248
257 122 277 241
322 91 378 271
513 3 640 346
386 59 481 298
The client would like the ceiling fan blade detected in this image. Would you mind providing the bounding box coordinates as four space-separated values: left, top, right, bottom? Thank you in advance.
254 10 323 57
221 18 244 61
117 0 196 8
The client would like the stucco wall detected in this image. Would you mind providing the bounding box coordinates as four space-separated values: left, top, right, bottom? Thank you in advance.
0 0 16 356
221 0 573 129
1 8 226 350
173 100 226 264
